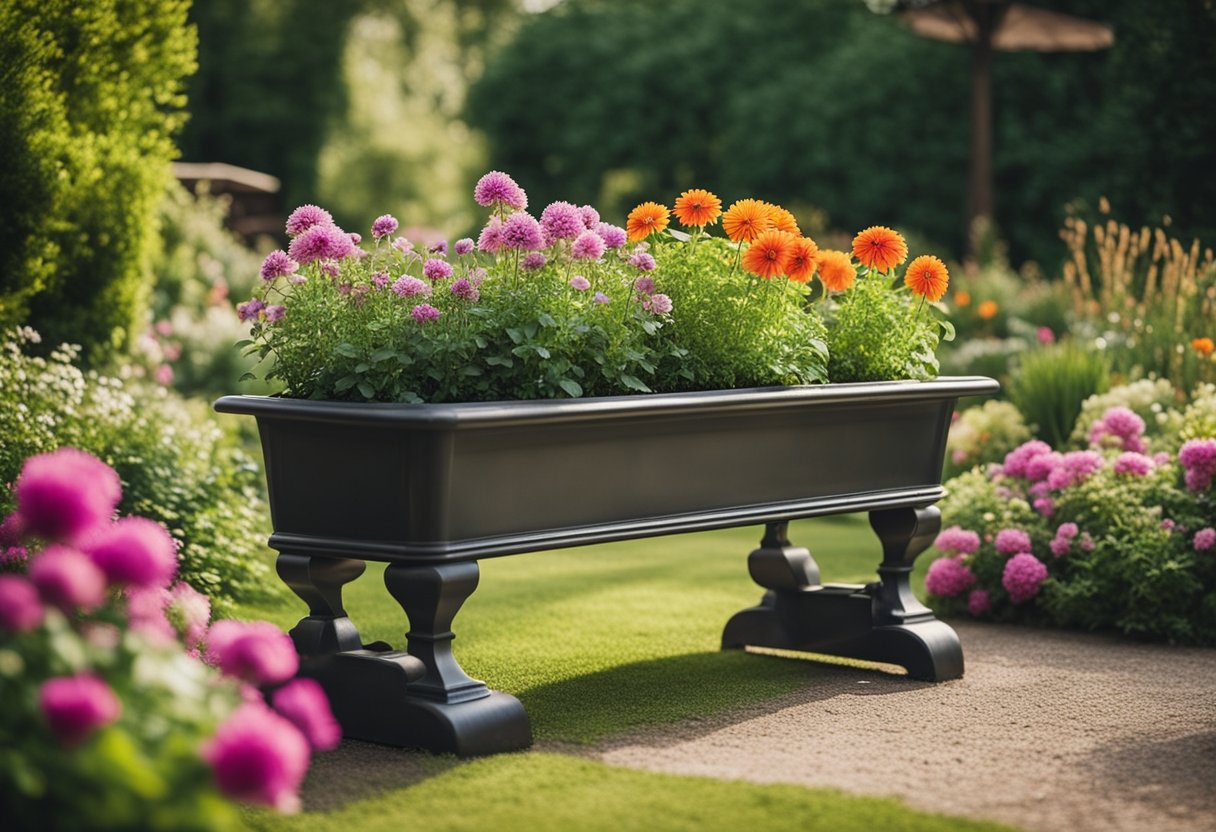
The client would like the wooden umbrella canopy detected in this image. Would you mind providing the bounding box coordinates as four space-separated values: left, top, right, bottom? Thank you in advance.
891 0 1113 250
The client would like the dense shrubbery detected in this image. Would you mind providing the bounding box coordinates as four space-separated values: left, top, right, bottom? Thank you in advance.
0 0 196 363
930 382 1216 644
0 329 275 612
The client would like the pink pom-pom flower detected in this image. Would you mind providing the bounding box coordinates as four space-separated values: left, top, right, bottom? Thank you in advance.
80 517 177 589
967 588 991 617
207 620 299 686
934 525 981 556
29 544 107 612
15 448 122 542
924 556 977 598
994 528 1032 556
272 678 341 751
1002 553 1048 604
203 703 310 813
0 575 44 632
39 675 122 746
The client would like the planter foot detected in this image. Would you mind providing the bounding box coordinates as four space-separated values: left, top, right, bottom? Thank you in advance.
722 512 964 682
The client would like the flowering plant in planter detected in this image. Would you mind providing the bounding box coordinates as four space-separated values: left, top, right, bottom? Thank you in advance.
925 384 1216 644
0 448 340 829
238 172 954 402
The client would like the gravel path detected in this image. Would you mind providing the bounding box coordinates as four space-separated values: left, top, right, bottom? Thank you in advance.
595 621 1216 832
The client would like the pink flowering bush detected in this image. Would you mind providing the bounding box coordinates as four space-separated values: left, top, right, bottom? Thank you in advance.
0 449 337 829
925 391 1216 643
239 171 828 403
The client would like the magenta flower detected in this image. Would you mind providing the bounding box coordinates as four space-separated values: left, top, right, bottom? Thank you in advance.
272 678 341 751
450 279 479 302
391 276 431 298
1001 440 1053 480
1034 496 1055 517
994 528 1032 556
0 512 24 548
1194 528 1216 553
1088 407 1147 453
468 267 487 284
29 544 107 612
392 236 414 255
1045 450 1103 491
371 272 390 290
629 252 657 272
1079 533 1095 552
264 305 286 323
285 204 333 236
429 240 448 255
2 546 27 567
646 293 673 315
40 675 121 746
500 212 543 251
1036 327 1055 345
1161 518 1176 532
477 217 504 254
521 252 547 271
454 238 475 256
473 171 527 211
79 517 177 589
967 588 991 617
1002 553 1048 604
571 230 606 261
207 619 299 686
1049 537 1071 558
924 556 976 598
541 201 585 243
204 702 310 813
320 262 341 278
411 304 441 324
1024 451 1064 483
260 251 300 282
594 292 611 305
1056 522 1079 539
569 275 591 291
596 223 627 249
287 224 356 264
1179 439 1216 491
1113 452 1154 477
935 525 981 555
166 581 211 650
633 276 656 295
237 298 266 323
423 258 454 281
153 365 174 386
15 448 122 542
371 214 399 239
0 575 44 632
125 586 176 643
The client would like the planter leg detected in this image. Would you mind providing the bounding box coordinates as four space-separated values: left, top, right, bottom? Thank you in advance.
377 562 532 756
276 553 366 656
721 510 963 682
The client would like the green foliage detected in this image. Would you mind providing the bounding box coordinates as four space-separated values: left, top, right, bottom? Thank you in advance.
0 0 196 363
469 0 1216 266
826 273 949 383
649 237 827 390
0 329 276 612
946 400 1032 477
935 388 1216 644
1008 342 1110 447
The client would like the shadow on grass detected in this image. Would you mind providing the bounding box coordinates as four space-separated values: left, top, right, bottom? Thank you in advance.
300 739 463 812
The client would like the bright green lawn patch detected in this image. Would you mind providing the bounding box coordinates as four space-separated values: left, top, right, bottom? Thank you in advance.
236 515 921 743
245 752 1011 832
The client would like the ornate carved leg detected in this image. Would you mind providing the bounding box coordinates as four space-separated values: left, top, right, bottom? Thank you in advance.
722 510 964 682
380 562 532 756
276 553 366 656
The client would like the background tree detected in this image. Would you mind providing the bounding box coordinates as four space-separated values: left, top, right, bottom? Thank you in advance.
0 0 196 363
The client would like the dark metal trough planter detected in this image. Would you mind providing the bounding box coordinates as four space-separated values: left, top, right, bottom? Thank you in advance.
216 375 999 757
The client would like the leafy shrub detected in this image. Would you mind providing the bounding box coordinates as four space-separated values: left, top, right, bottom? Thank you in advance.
0 329 276 613
1008 341 1110 447
0 0 196 363
1 449 338 828
945 400 1031 476
1068 378 1180 448
931 392 1216 644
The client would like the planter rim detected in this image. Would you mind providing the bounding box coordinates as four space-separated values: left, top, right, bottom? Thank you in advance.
214 375 999 429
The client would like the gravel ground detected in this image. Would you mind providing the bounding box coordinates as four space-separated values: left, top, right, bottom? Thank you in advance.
595 620 1216 832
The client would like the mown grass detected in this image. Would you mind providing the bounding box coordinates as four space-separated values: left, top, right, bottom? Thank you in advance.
234 516 988 832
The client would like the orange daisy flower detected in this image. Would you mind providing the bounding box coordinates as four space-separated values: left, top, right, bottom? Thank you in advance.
816 249 856 293
742 230 796 280
852 226 908 272
673 188 723 228
722 199 774 243
626 202 670 242
904 255 950 302
765 203 800 235
785 237 820 283
977 300 999 320
1193 337 1215 356
954 291 972 308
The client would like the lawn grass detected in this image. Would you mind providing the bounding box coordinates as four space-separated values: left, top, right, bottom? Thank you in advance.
243 752 1012 832
233 516 986 832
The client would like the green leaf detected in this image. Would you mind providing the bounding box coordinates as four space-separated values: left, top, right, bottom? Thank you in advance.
460 366 484 376
619 374 651 393
237 372 257 382
234 339 253 349
371 348 396 362
939 319 956 342
357 381 375 399
538 313 558 328
486 355 514 367
534 346 551 359
506 328 524 344
335 343 359 358
334 375 357 392
355 362 370 373
558 378 583 398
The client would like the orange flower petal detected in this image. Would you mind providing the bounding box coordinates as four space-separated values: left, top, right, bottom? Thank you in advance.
904 254 950 302
785 237 820 283
852 226 908 272
742 230 796 279
722 199 774 243
673 188 723 228
626 202 670 242
816 250 857 293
